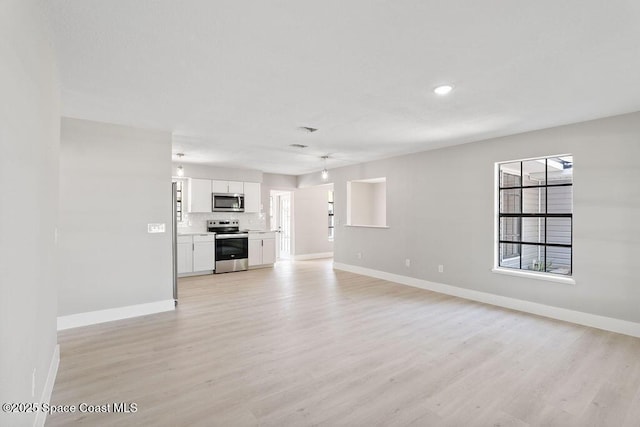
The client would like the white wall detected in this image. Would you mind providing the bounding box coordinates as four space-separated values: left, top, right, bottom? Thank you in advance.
294 185 334 256
58 118 173 316
0 1 59 425
298 111 640 325
373 182 387 226
171 162 263 183
348 181 387 226
348 182 373 225
265 173 298 189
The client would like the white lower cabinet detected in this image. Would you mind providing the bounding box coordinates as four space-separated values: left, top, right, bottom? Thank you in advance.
177 236 194 274
262 238 275 264
193 235 215 271
178 234 215 275
249 232 276 267
248 239 262 267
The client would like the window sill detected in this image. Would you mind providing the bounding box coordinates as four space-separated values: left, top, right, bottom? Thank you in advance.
344 224 390 229
492 267 575 285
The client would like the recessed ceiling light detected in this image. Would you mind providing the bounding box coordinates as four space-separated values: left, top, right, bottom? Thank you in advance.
434 85 454 96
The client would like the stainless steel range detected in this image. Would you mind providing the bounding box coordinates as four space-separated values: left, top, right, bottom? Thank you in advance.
207 220 249 273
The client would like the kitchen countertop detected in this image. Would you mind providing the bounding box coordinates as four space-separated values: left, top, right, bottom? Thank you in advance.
178 229 271 235
177 231 217 236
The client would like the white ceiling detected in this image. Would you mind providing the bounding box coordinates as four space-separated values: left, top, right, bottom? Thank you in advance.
52 0 640 175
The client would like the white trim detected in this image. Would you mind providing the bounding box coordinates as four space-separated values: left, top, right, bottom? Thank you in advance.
354 177 386 184
178 270 214 278
249 264 274 270
494 161 500 269
497 152 573 166
292 252 334 260
333 262 640 338
57 300 175 331
344 225 390 229
33 344 59 427
492 267 575 285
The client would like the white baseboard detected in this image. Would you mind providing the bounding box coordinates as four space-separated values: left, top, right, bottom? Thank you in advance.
293 252 334 261
33 344 59 427
178 270 214 278
57 300 175 331
249 263 274 270
333 262 640 338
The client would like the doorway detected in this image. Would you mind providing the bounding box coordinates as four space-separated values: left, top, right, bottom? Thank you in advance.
270 190 292 259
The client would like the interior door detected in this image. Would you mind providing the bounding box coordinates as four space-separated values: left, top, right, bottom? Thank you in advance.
270 191 292 259
279 193 291 258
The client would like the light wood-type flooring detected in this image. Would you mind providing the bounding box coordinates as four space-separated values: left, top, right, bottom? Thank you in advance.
48 260 640 426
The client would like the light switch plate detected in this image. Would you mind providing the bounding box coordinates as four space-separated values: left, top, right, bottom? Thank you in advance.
148 223 166 233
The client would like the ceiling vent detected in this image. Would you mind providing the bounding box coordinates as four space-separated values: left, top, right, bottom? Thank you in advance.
298 126 318 133
289 143 308 148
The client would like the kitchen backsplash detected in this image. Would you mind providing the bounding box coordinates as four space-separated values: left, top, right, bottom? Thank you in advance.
178 211 267 233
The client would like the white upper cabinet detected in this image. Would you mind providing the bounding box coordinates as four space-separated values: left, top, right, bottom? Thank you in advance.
228 181 244 194
188 178 212 212
213 180 228 193
244 182 261 213
213 180 244 194
188 178 257 213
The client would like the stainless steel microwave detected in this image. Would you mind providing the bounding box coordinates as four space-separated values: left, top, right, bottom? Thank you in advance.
212 193 245 212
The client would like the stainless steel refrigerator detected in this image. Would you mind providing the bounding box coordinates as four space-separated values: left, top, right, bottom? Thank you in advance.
171 182 178 304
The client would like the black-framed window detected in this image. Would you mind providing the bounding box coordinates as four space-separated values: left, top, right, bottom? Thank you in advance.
498 155 573 276
174 179 184 222
328 190 335 241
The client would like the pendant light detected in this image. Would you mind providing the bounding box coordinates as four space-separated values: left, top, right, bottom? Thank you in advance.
176 153 185 177
321 155 329 181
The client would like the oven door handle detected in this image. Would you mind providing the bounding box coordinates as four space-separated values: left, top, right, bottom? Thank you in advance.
216 233 249 239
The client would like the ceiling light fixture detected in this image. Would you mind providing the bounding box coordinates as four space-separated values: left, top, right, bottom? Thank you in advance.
176 153 185 177
433 84 454 95
321 155 329 181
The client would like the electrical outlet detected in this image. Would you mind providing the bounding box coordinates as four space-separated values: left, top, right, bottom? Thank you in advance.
32 368 36 397
357 252 362 259
438 264 444 273
405 259 411 267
